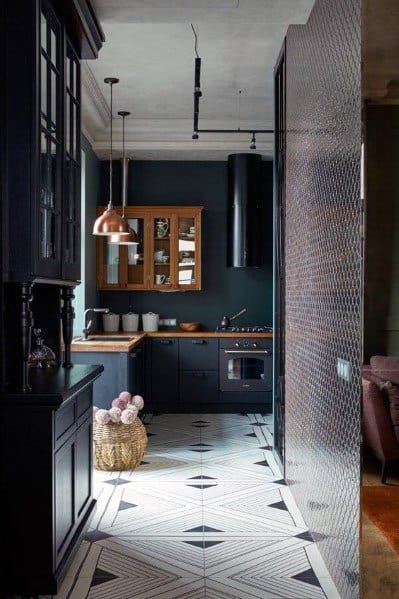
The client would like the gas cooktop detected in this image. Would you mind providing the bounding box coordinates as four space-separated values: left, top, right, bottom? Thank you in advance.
215 325 273 333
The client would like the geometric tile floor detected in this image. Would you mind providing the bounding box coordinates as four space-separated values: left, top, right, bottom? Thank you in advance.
44 413 341 598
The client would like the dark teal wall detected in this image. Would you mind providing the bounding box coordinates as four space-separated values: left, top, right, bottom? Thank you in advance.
81 135 101 311
98 160 273 330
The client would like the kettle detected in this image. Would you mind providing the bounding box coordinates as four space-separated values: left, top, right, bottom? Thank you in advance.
219 308 247 328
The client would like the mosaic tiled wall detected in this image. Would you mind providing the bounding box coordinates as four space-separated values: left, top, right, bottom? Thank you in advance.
284 1 362 598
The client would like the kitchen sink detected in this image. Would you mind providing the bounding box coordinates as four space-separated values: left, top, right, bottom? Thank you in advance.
75 336 134 342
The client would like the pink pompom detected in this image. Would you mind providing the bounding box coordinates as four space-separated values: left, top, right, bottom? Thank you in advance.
125 404 138 413
112 397 127 410
95 409 111 425
119 391 132 403
93 406 99 414
108 407 122 423
121 408 137 424
132 395 144 410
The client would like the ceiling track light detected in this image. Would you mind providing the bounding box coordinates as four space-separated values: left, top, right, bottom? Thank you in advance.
109 111 139 246
93 77 130 237
189 24 273 143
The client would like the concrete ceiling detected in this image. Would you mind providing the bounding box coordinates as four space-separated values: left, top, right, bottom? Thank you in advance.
84 0 314 160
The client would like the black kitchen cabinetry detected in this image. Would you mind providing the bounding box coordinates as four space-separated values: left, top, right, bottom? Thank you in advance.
4 0 102 284
179 338 219 405
151 338 179 408
2 365 103 596
149 337 272 412
73 344 146 409
180 370 219 405
1 2 104 595
179 338 218 371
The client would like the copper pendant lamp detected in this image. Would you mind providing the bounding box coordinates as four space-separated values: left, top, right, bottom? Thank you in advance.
93 77 129 236
109 111 139 246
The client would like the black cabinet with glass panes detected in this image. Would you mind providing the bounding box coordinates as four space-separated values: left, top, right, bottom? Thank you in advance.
4 0 91 284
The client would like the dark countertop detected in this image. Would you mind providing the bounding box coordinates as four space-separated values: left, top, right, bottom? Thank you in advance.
5 364 104 406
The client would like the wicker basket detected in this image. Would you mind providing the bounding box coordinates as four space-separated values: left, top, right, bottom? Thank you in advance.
93 417 148 471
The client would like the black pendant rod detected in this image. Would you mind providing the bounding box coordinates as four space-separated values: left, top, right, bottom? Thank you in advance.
196 129 274 134
190 37 274 140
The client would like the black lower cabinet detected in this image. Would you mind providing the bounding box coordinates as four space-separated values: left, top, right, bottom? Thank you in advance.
180 370 219 404
73 343 146 409
2 364 103 596
151 338 179 409
75 417 93 518
55 434 76 566
149 336 272 412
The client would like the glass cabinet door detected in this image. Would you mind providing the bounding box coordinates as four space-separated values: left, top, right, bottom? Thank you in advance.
39 3 62 271
126 217 146 288
63 40 81 280
152 217 172 288
177 216 198 289
96 208 202 291
104 242 121 286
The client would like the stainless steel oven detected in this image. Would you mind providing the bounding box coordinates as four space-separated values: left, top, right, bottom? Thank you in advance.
219 338 273 392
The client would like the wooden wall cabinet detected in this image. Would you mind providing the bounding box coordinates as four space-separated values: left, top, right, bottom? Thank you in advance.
96 206 203 291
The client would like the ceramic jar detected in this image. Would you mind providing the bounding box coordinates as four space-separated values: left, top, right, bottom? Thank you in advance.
103 312 120 332
142 312 159 332
122 312 139 332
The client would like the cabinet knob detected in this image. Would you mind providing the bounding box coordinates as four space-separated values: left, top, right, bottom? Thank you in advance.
252 343 258 348
235 342 240 348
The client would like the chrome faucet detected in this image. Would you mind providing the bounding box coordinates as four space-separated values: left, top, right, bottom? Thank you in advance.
82 308 109 340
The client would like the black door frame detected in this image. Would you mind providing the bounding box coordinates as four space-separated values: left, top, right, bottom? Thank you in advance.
273 39 286 474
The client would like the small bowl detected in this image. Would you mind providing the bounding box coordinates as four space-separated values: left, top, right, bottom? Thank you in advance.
179 322 201 332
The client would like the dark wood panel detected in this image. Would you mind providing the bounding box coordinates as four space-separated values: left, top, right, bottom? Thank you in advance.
151 338 178 406
180 370 219 403
54 436 75 564
179 338 218 371
55 400 76 441
75 417 92 517
76 385 92 417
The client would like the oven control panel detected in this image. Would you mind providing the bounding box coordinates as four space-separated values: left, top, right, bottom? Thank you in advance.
219 337 273 351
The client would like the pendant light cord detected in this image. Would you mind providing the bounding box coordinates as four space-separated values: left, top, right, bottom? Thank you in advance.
121 113 125 217
109 81 113 209
118 110 131 218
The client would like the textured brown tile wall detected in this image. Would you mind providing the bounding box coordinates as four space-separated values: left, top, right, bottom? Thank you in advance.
284 1 362 597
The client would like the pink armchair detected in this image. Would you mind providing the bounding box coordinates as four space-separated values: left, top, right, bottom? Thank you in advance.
362 356 399 483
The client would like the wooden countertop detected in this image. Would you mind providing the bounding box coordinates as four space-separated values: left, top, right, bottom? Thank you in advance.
71 333 147 352
147 331 273 338
71 331 273 353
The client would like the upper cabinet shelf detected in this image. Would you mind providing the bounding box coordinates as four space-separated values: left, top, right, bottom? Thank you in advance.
96 206 203 291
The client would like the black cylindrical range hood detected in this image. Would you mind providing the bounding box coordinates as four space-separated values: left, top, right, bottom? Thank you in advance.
227 153 262 268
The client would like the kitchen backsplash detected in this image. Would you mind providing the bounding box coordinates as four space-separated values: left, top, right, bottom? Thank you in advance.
98 160 273 330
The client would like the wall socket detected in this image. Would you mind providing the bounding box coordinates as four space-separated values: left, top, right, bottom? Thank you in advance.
337 358 351 382
159 318 177 326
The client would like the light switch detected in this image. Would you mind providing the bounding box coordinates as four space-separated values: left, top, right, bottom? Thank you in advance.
159 318 177 326
337 357 351 382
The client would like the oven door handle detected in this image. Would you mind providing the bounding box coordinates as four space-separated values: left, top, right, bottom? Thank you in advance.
224 350 272 355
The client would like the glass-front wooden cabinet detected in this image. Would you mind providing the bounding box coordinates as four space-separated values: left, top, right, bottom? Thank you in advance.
39 1 62 275
5 0 84 284
96 206 203 291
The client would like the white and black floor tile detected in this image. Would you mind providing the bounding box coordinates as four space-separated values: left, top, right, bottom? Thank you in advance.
44 413 340 599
